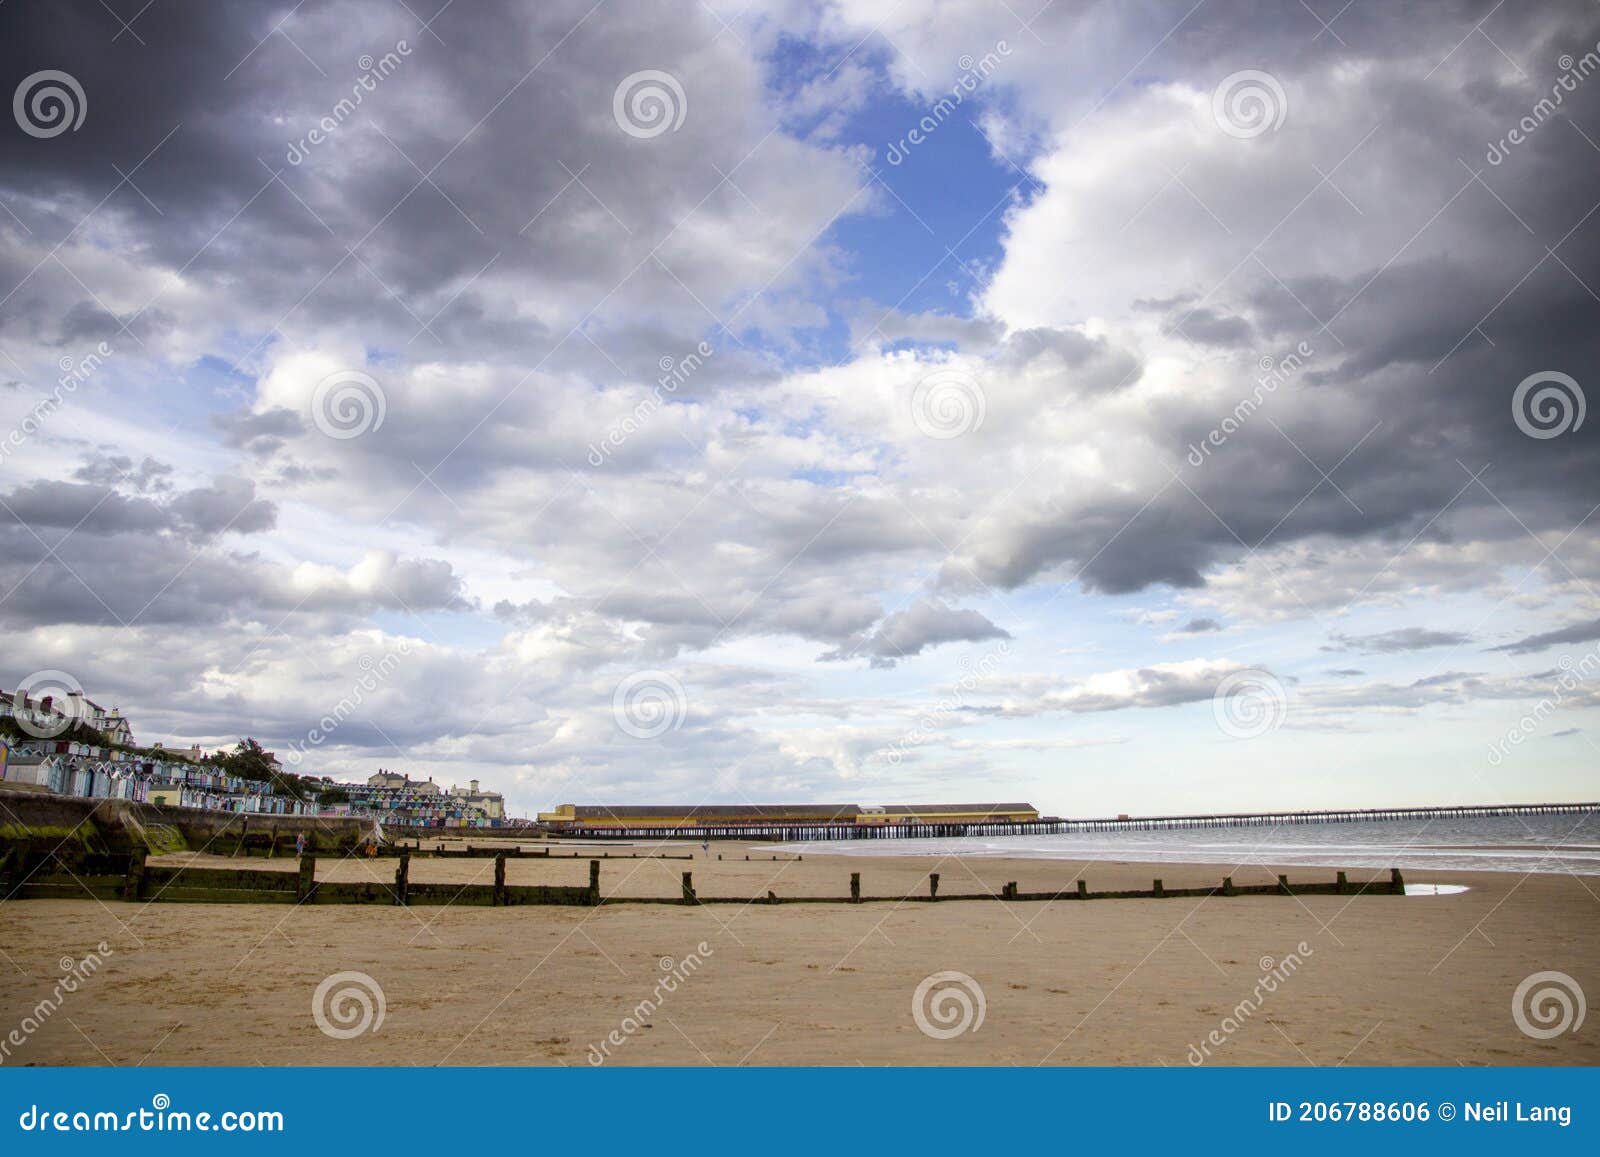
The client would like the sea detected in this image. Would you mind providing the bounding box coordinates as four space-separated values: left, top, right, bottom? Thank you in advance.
774 812 1600 876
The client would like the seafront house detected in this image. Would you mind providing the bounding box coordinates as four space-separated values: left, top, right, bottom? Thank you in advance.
312 770 509 828
0 686 133 745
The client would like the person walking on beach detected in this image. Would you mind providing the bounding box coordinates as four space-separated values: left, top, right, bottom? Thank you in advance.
295 832 306 857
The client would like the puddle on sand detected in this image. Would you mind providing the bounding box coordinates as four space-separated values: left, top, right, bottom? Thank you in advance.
1403 883 1470 896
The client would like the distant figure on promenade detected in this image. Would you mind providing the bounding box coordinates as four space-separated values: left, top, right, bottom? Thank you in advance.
295 832 306 857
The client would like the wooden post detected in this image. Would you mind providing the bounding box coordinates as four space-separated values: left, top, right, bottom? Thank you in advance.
849 872 861 902
1222 876 1236 897
1076 879 1088 900
1277 874 1291 895
394 851 410 906
121 848 147 901
235 817 247 858
1336 870 1348 894
589 859 601 906
681 871 696 905
493 851 508 906
1390 867 1405 894
1152 878 1164 897
267 824 279 859
296 853 316 902
929 872 940 900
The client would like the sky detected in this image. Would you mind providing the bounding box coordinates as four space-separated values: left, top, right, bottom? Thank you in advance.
1 0 1598 819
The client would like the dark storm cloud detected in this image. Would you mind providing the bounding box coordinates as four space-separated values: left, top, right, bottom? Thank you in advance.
922 0 1600 603
0 0 865 360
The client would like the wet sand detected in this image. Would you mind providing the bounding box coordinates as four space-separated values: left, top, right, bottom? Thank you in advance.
1 842 1595 1066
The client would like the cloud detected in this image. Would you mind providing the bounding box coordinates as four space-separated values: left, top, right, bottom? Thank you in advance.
0 0 1597 813
1324 627 1473 654
1489 616 1600 656
821 599 1008 668
979 659 1249 717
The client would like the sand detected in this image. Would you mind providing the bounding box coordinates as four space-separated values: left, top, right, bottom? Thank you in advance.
1 841 1596 1066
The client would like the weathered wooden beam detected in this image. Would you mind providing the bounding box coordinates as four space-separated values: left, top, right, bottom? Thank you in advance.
121 848 147 901
295 853 316 902
394 850 410 906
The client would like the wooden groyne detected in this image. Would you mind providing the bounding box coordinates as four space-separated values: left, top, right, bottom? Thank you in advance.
0 846 1409 907
554 801 1597 841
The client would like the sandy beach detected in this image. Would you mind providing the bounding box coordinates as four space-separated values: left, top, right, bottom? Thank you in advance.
1 842 1595 1067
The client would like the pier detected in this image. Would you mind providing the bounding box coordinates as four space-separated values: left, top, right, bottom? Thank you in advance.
551 801 1597 841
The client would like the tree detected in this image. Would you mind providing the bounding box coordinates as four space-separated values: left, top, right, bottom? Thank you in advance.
208 738 307 799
